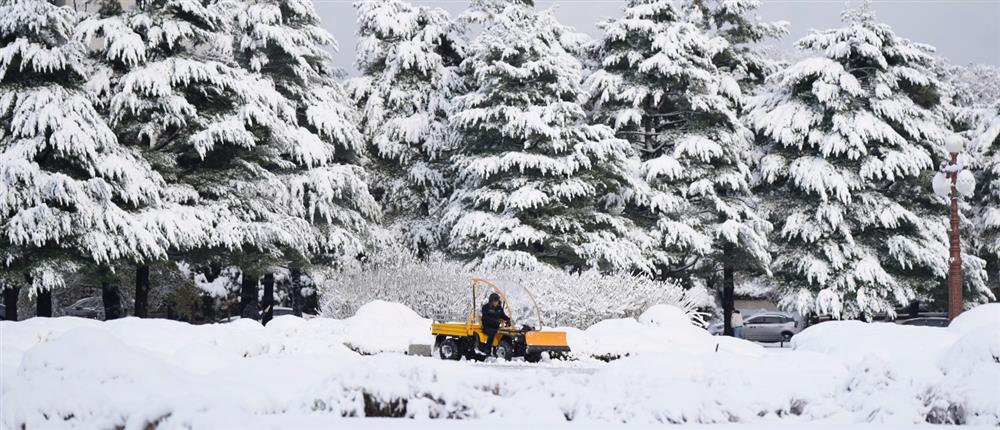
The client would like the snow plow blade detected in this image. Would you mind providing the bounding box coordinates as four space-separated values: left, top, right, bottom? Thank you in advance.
525 330 570 353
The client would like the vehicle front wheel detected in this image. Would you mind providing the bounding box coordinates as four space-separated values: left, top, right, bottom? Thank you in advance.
495 340 513 361
781 332 794 343
439 338 461 360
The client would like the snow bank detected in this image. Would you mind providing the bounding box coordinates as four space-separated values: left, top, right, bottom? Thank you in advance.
790 320 957 380
936 305 1000 424
948 302 1000 336
328 300 434 355
1 302 998 428
791 304 1000 424
567 304 763 359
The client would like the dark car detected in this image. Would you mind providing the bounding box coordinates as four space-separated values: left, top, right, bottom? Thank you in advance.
63 297 104 320
273 306 295 317
897 317 949 327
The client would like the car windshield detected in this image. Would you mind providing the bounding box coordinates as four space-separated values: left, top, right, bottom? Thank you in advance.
72 297 99 308
750 315 785 324
477 279 544 329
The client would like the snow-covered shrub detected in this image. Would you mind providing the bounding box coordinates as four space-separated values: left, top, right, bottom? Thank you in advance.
317 247 706 329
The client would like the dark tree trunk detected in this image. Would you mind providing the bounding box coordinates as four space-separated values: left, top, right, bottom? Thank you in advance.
201 294 215 323
907 300 920 318
261 273 275 325
289 267 303 317
3 286 20 321
642 114 653 154
135 264 150 318
36 289 53 317
303 287 319 316
722 263 735 336
101 282 125 320
239 272 259 320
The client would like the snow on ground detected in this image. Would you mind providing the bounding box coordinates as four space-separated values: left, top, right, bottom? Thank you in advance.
1 303 998 429
167 415 1000 430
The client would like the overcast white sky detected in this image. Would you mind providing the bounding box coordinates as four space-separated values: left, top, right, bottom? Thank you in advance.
312 0 1000 75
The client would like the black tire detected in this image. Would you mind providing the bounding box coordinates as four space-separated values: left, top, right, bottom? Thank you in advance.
524 351 543 363
495 339 513 361
781 332 794 343
439 338 461 360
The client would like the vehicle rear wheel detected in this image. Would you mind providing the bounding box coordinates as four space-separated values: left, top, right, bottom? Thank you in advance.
781 332 794 343
495 339 513 361
524 351 543 363
439 338 461 360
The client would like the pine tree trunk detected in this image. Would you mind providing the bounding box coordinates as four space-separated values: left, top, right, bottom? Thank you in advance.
289 267 303 317
101 282 125 320
722 262 735 337
3 286 20 321
239 272 259 320
201 294 216 323
261 273 275 325
303 285 319 316
36 289 53 318
907 300 920 318
643 115 653 154
135 264 150 318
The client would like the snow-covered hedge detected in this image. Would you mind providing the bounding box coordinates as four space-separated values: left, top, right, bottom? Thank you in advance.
791 303 1000 424
317 249 710 328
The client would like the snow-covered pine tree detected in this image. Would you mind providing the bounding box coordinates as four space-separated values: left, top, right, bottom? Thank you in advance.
350 0 463 256
230 0 380 315
969 102 1000 295
443 0 649 272
920 59 994 309
747 4 989 318
586 0 771 298
944 62 1000 298
677 0 786 332
78 0 376 319
1 0 167 313
681 0 787 90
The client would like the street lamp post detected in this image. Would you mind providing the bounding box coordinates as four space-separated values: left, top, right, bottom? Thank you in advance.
946 149 962 321
932 136 976 321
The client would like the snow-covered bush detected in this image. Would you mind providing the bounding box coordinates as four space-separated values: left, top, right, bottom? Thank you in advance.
791 303 1000 425
317 247 707 329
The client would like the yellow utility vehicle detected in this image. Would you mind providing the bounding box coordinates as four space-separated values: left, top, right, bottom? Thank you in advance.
431 277 570 362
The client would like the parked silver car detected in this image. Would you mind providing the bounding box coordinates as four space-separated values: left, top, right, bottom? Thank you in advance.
742 312 801 342
63 297 103 320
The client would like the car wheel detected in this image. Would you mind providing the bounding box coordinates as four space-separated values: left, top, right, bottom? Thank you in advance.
438 338 461 361
495 339 513 361
781 332 793 343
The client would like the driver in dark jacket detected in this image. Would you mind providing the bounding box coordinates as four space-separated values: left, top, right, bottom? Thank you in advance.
480 293 510 355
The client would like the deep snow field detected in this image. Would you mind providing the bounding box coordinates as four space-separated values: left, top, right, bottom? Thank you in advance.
1 302 998 430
